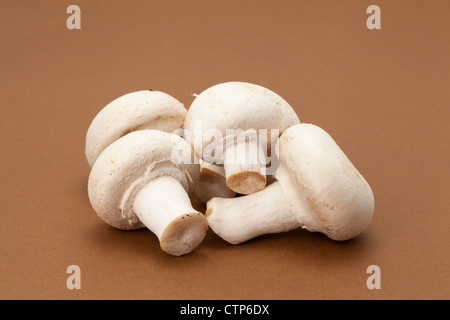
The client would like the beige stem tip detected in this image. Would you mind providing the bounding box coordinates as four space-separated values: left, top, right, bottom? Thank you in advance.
159 212 208 256
226 171 267 195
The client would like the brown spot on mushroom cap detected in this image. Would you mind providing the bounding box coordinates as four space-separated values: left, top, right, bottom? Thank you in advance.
205 207 213 218
324 202 335 211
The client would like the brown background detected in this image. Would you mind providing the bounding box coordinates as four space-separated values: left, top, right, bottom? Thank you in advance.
0 0 449 300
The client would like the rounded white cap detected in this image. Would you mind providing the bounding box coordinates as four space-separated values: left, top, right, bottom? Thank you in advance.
184 81 300 159
85 90 186 167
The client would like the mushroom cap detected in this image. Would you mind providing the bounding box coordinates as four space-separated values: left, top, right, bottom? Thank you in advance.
85 90 186 167
88 130 199 230
184 82 300 159
276 124 375 241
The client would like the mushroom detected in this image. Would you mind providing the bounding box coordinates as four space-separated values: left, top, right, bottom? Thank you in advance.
206 123 375 244
88 130 208 256
85 90 187 167
194 160 236 203
184 81 300 195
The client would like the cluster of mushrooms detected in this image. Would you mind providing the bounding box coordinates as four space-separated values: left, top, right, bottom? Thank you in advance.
86 82 375 256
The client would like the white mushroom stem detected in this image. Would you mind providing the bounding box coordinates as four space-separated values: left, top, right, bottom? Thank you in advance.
223 134 267 195
133 175 207 256
206 181 302 244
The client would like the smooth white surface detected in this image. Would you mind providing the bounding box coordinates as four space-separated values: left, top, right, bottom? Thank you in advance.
207 181 301 244
133 175 199 239
86 90 186 167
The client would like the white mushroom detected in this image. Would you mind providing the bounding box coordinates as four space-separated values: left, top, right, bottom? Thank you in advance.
85 90 186 167
184 81 300 195
88 130 207 256
206 124 375 244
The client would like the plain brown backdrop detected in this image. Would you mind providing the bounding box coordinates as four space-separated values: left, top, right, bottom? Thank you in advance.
0 0 449 300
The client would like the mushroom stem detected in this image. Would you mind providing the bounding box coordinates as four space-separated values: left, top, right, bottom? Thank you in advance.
223 134 267 195
133 175 208 256
206 181 301 244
